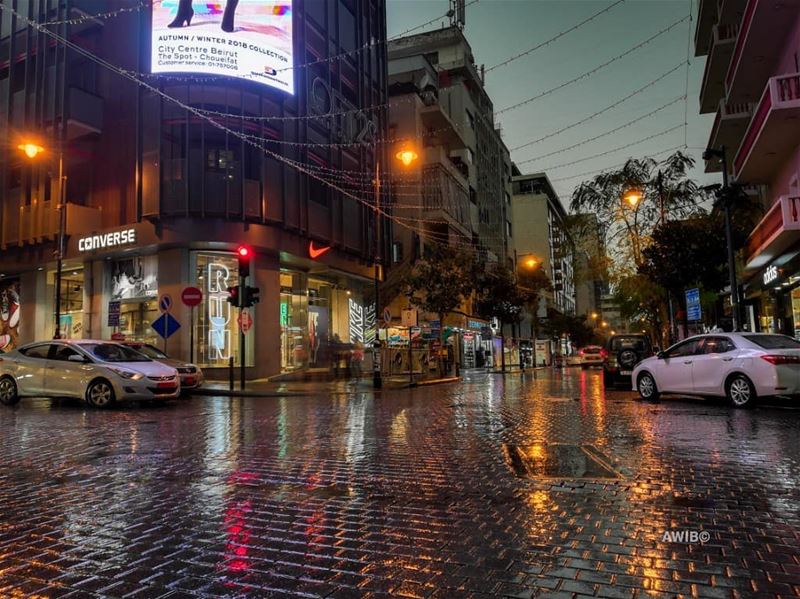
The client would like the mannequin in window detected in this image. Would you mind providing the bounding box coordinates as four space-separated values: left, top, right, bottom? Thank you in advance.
168 0 239 32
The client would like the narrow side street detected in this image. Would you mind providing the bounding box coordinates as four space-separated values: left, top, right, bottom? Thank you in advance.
0 370 798 598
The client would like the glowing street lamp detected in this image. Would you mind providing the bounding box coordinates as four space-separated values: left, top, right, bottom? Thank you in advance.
601 321 608 328
18 139 66 339
395 147 419 167
18 143 44 159
590 312 598 320
623 188 642 207
374 145 419 389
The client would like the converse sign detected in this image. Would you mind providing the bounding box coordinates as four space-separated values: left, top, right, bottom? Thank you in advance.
78 228 137 252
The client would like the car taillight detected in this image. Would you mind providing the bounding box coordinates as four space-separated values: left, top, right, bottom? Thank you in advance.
579 349 585 355
760 355 800 365
600 349 608 360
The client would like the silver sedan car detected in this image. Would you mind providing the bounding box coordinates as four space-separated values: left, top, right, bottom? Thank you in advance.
0 340 180 408
120 342 204 391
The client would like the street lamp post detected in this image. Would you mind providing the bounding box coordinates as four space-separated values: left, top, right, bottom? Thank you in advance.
704 146 740 332
373 145 419 389
18 141 66 339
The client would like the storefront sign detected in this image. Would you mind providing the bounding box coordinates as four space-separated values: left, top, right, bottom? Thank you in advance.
685 288 701 322
78 228 136 252
108 301 121 327
763 265 779 285
467 319 485 331
208 261 232 361
348 298 364 343
401 309 418 328
111 255 157 300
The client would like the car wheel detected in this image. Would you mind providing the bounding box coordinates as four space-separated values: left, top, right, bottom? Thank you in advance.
0 377 20 406
86 379 115 409
726 374 756 409
637 372 659 401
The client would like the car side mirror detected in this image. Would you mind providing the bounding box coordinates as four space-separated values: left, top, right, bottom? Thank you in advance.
656 351 665 359
67 355 87 363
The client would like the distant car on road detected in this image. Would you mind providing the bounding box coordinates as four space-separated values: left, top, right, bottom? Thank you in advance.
120 342 204 391
579 345 604 368
0 340 180 408
632 333 800 408
603 334 653 387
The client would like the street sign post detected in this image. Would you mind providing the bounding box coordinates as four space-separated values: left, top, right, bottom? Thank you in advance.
181 287 203 363
383 308 392 326
686 288 702 322
159 293 173 313
151 313 181 352
107 301 121 328
238 310 253 333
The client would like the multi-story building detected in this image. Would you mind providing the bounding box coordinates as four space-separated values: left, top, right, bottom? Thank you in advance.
695 0 800 336
386 26 513 265
511 171 576 317
379 25 514 368
570 212 606 319
0 0 389 379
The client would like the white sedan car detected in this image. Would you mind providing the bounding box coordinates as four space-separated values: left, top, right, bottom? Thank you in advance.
632 333 800 408
0 340 180 408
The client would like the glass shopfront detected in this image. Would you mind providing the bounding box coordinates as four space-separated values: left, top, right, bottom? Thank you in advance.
279 269 370 374
47 266 84 339
193 252 254 369
0 278 20 351
110 255 159 344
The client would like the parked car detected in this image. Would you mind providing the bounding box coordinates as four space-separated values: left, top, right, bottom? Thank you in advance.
121 342 204 391
632 333 800 408
0 340 180 408
603 334 654 387
579 345 604 368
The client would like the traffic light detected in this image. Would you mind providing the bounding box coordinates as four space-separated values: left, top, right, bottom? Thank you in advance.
226 286 240 307
247 286 260 306
237 245 252 278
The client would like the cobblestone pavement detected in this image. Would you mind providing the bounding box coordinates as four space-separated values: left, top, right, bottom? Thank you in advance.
1 369 800 599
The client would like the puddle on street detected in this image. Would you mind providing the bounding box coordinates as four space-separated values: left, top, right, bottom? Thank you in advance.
503 443 622 480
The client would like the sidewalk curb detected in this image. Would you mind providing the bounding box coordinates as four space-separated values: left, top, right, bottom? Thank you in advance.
192 387 310 398
394 376 461 389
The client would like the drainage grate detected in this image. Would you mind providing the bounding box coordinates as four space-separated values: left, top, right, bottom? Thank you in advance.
503 443 622 480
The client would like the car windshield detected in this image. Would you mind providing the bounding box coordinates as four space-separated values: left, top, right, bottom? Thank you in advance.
610 337 648 351
134 345 168 359
80 343 151 363
743 335 800 350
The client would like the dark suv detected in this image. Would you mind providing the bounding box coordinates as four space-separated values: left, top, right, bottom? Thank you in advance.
603 334 653 387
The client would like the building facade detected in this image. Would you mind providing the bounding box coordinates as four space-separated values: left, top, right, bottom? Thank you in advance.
0 0 389 379
695 0 800 336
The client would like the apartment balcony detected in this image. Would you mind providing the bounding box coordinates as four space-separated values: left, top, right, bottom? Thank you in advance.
419 101 468 150
1 199 103 249
744 195 800 270
65 87 104 140
704 100 754 172
699 23 739 113
716 0 747 27
725 0 800 103
421 164 472 236
694 0 717 56
733 73 800 182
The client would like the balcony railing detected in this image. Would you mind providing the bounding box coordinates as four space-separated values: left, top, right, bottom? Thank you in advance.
1 199 103 249
745 195 800 267
725 0 757 89
421 164 471 229
734 73 800 176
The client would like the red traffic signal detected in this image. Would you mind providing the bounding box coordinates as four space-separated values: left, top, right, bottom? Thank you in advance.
237 245 252 277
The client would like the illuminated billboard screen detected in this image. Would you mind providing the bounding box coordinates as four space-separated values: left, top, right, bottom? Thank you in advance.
151 1 294 94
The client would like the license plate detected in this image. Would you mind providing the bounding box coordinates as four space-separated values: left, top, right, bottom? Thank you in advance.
157 382 176 388
620 370 632 376
184 377 195 385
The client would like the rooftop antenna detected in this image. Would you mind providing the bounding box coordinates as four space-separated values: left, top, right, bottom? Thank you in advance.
449 0 465 29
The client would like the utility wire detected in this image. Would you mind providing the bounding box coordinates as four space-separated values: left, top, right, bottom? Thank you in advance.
496 15 690 116
509 62 684 152
486 0 625 73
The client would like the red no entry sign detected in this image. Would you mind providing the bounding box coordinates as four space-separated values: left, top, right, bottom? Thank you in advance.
181 286 203 307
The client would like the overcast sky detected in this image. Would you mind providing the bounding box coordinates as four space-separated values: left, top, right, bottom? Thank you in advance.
386 0 718 207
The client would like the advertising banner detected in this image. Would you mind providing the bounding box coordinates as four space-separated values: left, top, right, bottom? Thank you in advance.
151 0 294 94
0 280 20 352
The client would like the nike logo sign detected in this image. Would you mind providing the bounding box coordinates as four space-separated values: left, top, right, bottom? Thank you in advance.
309 241 332 259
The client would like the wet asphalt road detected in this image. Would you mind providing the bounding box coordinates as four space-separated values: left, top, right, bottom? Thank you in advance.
0 369 799 598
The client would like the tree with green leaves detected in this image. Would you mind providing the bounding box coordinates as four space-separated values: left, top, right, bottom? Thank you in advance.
405 243 475 362
541 308 597 349
475 263 527 372
570 151 704 272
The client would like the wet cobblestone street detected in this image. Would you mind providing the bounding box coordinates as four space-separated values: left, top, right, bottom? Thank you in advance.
1 369 799 598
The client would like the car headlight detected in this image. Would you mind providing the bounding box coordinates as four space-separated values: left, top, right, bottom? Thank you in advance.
108 367 144 381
